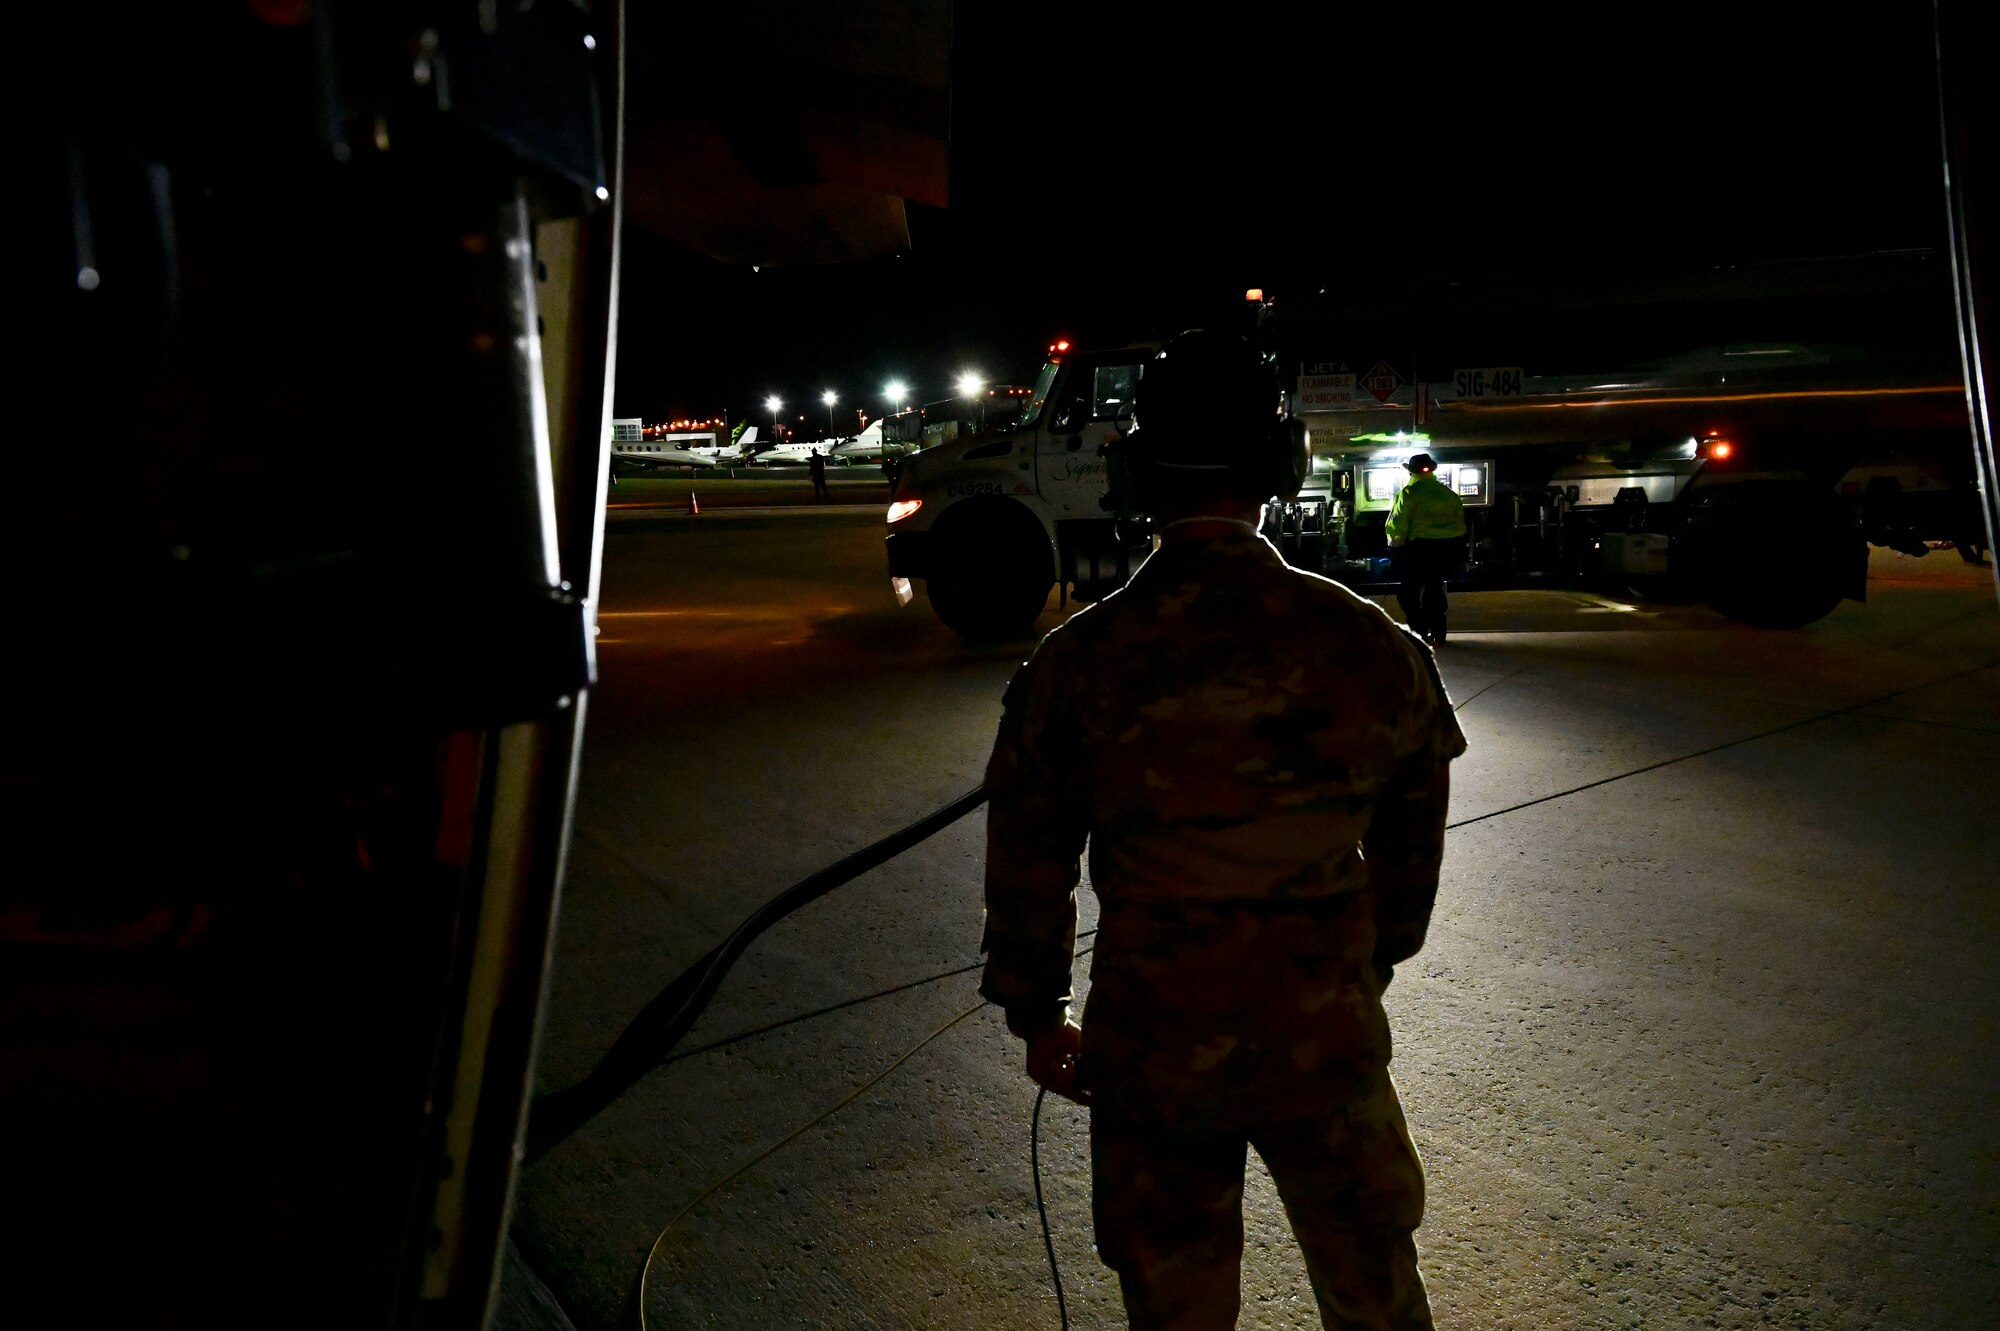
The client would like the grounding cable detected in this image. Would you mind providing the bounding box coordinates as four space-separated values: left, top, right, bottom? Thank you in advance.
632 999 988 1330
1444 657 1998 832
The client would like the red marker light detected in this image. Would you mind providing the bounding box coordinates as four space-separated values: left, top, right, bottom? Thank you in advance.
1710 441 1734 459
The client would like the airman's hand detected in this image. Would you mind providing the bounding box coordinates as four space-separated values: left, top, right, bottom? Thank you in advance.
1025 1019 1089 1106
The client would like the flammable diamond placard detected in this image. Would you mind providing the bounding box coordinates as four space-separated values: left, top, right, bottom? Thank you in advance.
1361 360 1403 403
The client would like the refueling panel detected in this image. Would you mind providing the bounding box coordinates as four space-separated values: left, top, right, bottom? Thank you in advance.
1353 458 1496 513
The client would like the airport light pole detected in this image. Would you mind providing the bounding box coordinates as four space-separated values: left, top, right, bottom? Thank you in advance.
956 372 984 433
765 394 781 442
822 389 838 437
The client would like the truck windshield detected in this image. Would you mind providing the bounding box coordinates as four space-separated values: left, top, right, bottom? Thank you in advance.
1015 358 1062 431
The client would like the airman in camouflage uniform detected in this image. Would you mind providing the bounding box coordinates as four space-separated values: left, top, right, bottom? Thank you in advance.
981 331 1465 1330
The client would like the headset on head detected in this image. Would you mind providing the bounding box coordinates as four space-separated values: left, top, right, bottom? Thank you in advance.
1099 330 1307 524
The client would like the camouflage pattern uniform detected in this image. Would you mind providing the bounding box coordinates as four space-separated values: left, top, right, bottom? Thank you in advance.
981 521 1466 1330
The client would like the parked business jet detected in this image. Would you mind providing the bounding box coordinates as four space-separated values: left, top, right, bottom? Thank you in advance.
611 427 755 473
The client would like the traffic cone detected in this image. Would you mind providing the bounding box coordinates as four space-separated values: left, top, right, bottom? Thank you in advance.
687 491 699 515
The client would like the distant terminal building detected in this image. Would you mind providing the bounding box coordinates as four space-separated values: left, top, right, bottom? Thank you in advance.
608 415 733 459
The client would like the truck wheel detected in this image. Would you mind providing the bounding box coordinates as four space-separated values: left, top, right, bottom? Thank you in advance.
1623 572 1698 604
1690 498 1858 629
1705 573 1847 629
926 505 1055 643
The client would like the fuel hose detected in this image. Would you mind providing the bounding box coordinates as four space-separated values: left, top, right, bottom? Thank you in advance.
525 785 989 1162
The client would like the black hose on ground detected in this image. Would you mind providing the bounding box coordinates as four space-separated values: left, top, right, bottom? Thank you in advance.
524 785 990 1162
1032 1086 1072 1330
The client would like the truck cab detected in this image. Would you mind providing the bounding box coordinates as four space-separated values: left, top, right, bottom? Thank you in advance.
884 340 1159 640
886 337 1340 641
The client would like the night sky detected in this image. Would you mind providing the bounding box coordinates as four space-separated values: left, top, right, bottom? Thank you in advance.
613 2 1949 431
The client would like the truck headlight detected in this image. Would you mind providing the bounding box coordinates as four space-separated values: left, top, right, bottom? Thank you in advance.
886 498 923 524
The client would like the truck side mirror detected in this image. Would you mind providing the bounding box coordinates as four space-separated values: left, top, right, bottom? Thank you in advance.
1051 396 1089 433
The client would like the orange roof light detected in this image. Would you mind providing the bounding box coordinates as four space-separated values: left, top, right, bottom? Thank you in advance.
1245 288 1264 302
1710 440 1734 459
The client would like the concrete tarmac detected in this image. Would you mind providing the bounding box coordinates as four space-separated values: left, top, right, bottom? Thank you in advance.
513 516 1999 1331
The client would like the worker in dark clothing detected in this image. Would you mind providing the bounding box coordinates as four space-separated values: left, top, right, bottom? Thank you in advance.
808 448 831 500
1385 454 1468 645
982 331 1464 1329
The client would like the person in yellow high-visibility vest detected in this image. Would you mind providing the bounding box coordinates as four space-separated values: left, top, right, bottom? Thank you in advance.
1385 454 1468 645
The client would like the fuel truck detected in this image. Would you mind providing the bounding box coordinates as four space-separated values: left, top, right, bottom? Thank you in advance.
887 252 1983 640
